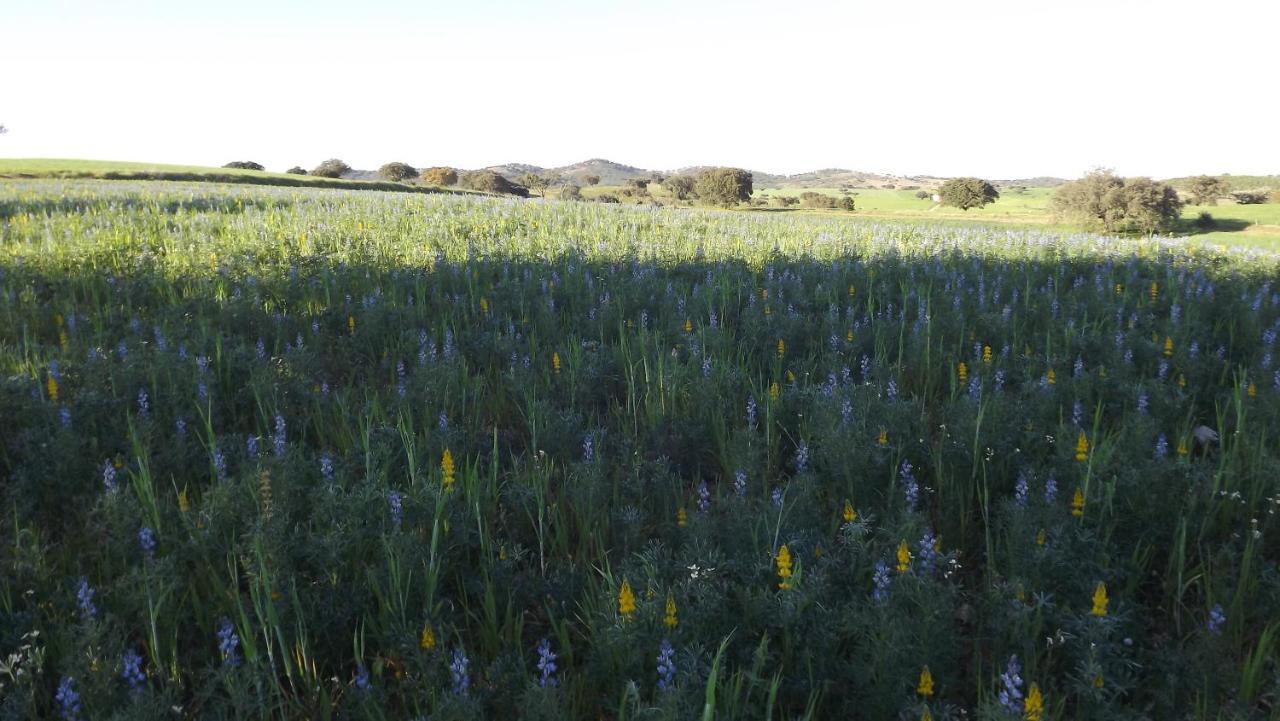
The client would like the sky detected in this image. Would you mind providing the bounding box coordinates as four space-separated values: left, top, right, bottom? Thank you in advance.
2 0 1277 179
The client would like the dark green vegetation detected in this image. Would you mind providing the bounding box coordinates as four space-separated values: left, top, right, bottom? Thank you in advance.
938 177 1000 211
1 179 1278 720
1052 171 1184 234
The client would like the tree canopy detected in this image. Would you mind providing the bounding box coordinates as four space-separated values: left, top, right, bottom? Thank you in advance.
378 162 418 182
311 159 351 178
420 167 458 186
1186 175 1229 206
694 168 753 207
1052 169 1182 233
938 177 999 211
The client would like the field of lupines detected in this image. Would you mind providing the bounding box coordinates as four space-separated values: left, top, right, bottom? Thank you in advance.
1 179 1278 720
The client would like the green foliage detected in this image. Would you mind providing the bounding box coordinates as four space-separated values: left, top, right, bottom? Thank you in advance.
595 193 619 203
521 173 551 198
663 175 696 201
1053 170 1183 233
938 177 1000 211
421 167 459 186
311 158 352 178
1231 190 1268 205
797 192 853 211
460 170 530 197
694 168 753 207
1186 175 1230 206
559 184 582 201
583 175 600 186
1194 212 1216 230
286 166 308 175
914 190 931 200
1 179 1278 720
378 162 418 182
222 161 264 171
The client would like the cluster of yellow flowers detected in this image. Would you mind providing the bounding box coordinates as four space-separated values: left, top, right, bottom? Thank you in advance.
441 449 456 491
776 545 793 590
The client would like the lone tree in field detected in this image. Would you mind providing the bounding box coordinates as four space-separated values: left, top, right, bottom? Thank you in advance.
1052 169 1182 233
223 161 264 171
459 170 530 197
560 184 582 201
420 167 458 186
938 177 1000 210
662 174 696 201
378 162 418 182
286 166 307 175
1186 175 1229 206
694 168 753 207
311 158 351 178
520 173 551 198
583 175 600 186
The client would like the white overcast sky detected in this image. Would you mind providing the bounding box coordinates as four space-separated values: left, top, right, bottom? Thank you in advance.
2 0 1277 179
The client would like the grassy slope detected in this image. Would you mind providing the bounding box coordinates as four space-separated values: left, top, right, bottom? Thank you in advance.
0 158 481 196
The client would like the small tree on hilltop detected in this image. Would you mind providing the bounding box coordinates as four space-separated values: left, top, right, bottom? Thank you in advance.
378 162 418 182
223 161 264 171
286 166 308 175
938 177 1000 210
421 167 458 186
583 175 600 186
460 170 529 197
1186 175 1229 206
694 168 753 207
311 159 351 178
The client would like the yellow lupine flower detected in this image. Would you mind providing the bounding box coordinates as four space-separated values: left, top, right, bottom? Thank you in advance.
842 500 857 523
957 362 968 383
846 329 854 342
1150 281 1159 301
1177 439 1189 457
420 624 436 650
1163 336 1173 357
1247 382 1257 398
441 449 456 490
663 594 678 628
769 381 780 400
777 339 785 358
848 284 855 297
1178 374 1186 388
46 375 59 402
1035 528 1046 546
917 666 934 696
983 345 992 364
618 579 637 618
896 540 911 573
552 352 561 374
178 487 190 513
1024 683 1044 720
347 315 355 334
1046 369 1056 386
922 707 934 721
1093 673 1104 688
1091 582 1109 616
1071 488 1085 517
877 429 888 446
776 545 793 590
1074 431 1089 462
683 318 692 333
676 507 687 527
479 297 489 314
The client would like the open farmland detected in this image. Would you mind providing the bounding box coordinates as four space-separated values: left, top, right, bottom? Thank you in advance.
2 180 1279 719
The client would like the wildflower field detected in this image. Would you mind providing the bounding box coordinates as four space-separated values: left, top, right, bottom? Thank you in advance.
2 179 1279 720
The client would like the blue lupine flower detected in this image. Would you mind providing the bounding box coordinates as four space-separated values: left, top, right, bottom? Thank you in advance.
137 388 149 417
746 396 757 428
1137 392 1149 415
217 617 241 667
886 378 898 400
1207 604 1226 635
697 481 711 513
997 655 1023 713
388 491 403 529
1014 472 1029 508
450 647 470 695
213 447 227 482
1155 434 1169 459
582 434 594 463
733 469 747 497
55 676 81 721
1072 400 1084 427
841 397 852 425
901 461 919 511
247 435 259 458
138 527 157 561
872 559 891 603
918 531 940 573
59 405 72 428
320 454 334 482
272 414 286 458
122 648 146 694
175 417 187 438
76 577 96 622
1044 476 1058 504
102 461 118 493
354 664 371 692
536 637 558 688
656 639 676 691
771 486 783 508
794 441 809 473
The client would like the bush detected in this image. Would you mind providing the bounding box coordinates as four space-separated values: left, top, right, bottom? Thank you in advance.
223 161 264 171
694 168 753 207
311 159 351 178
459 170 530 197
799 192 838 209
1186 175 1229 206
286 167 307 175
583 175 600 186
839 196 856 211
559 184 582 201
421 167 458 186
378 162 418 182
662 175 696 201
938 177 1000 210
1231 190 1268 205
915 190 932 200
595 194 619 204
1194 212 1216 230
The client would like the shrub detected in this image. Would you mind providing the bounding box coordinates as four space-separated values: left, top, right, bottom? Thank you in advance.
1194 212 1216 229
1231 190 1268 205
286 167 308 175
223 161 264 171
839 196 856 211
595 194 619 203
915 190 932 200
938 177 1000 210
583 175 600 186
311 159 351 178
559 184 582 201
421 167 458 186
1052 169 1182 233
662 175 697 201
378 162 418 182
1186 175 1229 206
459 170 529 197
694 168 753 207
799 192 838 209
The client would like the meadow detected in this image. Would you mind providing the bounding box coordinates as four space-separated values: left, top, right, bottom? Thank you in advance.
1 179 1278 720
